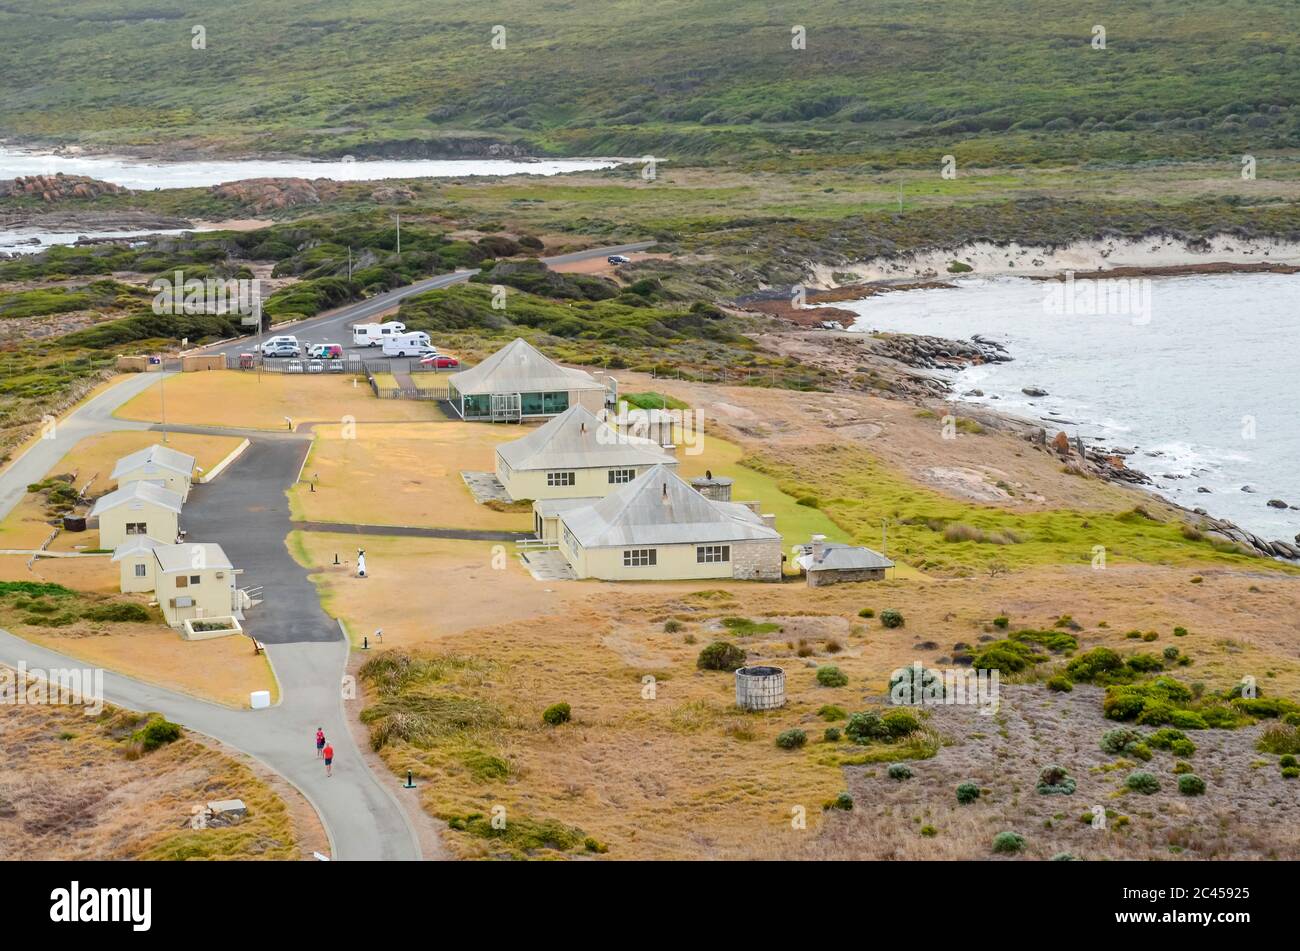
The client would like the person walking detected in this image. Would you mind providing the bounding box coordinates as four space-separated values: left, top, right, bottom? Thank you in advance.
323 742 334 777
315 727 325 758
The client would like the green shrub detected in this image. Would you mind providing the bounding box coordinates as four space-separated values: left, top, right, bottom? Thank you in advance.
663 619 682 633
82 602 151 623
1283 767 1300 779
795 496 820 508
1173 761 1193 774
1050 852 1078 862
956 782 981 805
824 727 841 742
541 702 571 726
970 639 1042 673
1125 771 1160 794
857 608 875 618
1126 653 1165 673
880 609 904 629
818 704 846 721
992 615 1010 629
1036 765 1076 795
1177 774 1206 796
887 763 913 780
1066 647 1125 682
881 709 921 739
830 792 853 810
1100 728 1146 756
844 711 885 744
1147 728 1194 755
1162 646 1180 661
1047 675 1073 693
992 831 1025 854
1168 709 1208 730
1173 626 1189 637
816 665 848 688
136 718 182 752
1280 754 1298 768
889 664 946 703
696 641 746 671
775 728 807 750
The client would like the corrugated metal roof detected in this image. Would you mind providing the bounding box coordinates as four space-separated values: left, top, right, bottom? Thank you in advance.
152 542 233 573
795 542 894 572
88 481 183 517
449 337 606 396
497 405 676 471
561 464 780 548
110 443 196 480
111 536 166 561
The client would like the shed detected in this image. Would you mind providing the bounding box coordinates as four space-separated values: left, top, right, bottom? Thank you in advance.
111 535 165 593
447 338 608 421
151 542 239 628
794 535 894 586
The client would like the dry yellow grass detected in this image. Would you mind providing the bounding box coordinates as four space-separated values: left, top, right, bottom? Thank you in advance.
349 562 1300 859
0 686 301 860
0 555 278 708
0 429 245 553
289 422 529 531
114 370 439 430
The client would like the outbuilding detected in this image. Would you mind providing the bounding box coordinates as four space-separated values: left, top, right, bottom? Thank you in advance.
447 337 609 421
553 464 782 581
111 535 165 593
497 404 677 503
111 443 197 499
150 542 238 628
87 481 183 550
794 534 894 586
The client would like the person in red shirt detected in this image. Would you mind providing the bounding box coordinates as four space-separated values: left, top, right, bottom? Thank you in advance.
315 727 325 758
323 742 334 776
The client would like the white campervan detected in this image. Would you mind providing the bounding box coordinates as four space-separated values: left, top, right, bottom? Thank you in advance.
351 321 406 347
382 331 435 357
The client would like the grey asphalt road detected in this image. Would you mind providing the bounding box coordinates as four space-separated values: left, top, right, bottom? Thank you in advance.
205 240 655 358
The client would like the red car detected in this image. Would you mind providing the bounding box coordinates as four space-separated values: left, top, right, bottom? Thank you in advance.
420 353 459 368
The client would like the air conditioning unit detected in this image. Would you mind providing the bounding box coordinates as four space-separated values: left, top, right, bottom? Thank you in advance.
171 596 194 608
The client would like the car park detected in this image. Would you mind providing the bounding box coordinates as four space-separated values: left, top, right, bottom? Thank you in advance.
352 321 406 347
260 335 300 356
381 331 436 357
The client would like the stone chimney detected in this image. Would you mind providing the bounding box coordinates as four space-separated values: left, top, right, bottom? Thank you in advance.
811 534 827 562
761 513 776 529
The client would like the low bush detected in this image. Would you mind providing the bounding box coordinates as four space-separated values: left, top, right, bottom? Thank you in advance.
83 602 151 623
818 704 846 721
830 792 853 810
663 619 682 633
887 763 913 780
880 609 904 629
844 711 885 744
1178 774 1206 796
1066 647 1125 683
824 727 841 742
136 718 182 752
992 831 1025 854
541 702 571 726
857 607 875 618
1047 675 1073 693
816 665 848 687
1036 765 1077 795
775 728 807 750
1100 727 1146 756
992 615 1010 629
881 709 921 739
696 641 746 671
1125 771 1160 794
956 782 981 805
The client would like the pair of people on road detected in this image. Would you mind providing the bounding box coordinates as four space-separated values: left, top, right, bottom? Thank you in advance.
315 727 334 776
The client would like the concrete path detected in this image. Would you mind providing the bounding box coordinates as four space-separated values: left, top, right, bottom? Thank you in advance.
0 627 420 861
292 519 530 542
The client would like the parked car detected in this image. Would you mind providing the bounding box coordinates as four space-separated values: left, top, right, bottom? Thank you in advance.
260 335 299 356
419 353 460 368
285 360 304 374
607 254 631 265
307 360 325 373
308 343 343 360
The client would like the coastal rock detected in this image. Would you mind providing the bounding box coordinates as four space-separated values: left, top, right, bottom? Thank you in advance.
0 173 128 202
1241 485 1256 493
1267 499 1288 509
1051 431 1071 456
1022 386 1049 397
210 177 328 214
1197 487 1212 493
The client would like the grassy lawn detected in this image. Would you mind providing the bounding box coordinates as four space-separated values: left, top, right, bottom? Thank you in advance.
0 429 246 552
288 420 529 531
114 370 435 431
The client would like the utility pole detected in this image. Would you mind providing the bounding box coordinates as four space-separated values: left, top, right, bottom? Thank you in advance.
160 364 167 443
395 214 401 256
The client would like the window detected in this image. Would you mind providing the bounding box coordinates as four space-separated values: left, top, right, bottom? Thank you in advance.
125 522 147 535
608 468 636 484
175 575 188 588
189 575 201 586
623 548 657 567
697 545 731 564
134 564 148 577
547 471 576 487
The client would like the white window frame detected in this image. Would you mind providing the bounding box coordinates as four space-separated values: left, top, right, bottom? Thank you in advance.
623 548 657 568
608 468 636 484
547 471 576 487
696 544 731 564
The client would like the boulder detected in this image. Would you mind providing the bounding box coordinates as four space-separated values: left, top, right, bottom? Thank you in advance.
1022 386 1049 397
1267 499 1288 509
1051 431 1071 456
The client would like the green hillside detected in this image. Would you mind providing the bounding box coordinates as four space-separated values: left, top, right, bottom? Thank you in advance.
0 0 1296 162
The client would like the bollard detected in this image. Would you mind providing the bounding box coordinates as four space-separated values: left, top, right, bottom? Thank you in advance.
362 636 369 650
333 553 339 565
403 770 416 789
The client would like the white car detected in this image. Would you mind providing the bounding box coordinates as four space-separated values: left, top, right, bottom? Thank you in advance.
261 335 299 356
607 254 631 265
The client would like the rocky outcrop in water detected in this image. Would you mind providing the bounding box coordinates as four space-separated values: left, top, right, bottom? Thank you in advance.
0 173 128 202
870 333 1011 369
